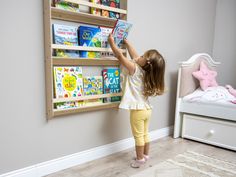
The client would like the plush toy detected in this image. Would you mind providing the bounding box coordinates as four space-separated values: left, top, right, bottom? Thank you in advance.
192 61 218 90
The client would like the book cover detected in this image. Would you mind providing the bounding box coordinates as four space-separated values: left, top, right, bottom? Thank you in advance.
54 0 80 12
100 27 114 57
83 76 103 95
54 66 84 109
83 76 103 105
53 24 79 57
55 101 84 110
54 66 83 98
78 26 101 58
101 0 109 18
90 0 101 16
102 68 121 102
112 20 132 48
109 0 120 19
101 0 120 19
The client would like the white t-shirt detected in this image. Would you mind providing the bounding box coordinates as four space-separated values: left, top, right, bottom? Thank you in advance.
119 63 152 110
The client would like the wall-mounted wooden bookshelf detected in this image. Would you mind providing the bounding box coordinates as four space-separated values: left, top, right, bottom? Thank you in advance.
43 0 127 119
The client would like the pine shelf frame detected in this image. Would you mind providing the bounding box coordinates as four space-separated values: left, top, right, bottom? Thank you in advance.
43 0 127 119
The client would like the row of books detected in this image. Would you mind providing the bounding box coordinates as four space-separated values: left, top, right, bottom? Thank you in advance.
53 21 132 58
53 0 120 19
54 67 121 110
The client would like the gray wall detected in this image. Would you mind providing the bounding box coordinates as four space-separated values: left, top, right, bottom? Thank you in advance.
213 0 236 87
0 0 217 174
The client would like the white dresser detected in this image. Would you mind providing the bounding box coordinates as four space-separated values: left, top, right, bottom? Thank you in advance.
182 114 236 151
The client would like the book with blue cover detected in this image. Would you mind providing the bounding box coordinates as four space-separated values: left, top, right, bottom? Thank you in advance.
102 68 121 102
112 20 132 48
78 26 101 58
83 76 103 105
52 24 79 57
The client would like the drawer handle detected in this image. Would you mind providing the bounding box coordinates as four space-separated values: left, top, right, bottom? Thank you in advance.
209 130 215 135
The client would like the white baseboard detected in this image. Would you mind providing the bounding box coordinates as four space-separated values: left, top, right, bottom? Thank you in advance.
1 126 173 177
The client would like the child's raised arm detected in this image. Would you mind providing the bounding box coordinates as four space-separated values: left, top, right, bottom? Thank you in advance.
123 39 139 59
108 34 135 75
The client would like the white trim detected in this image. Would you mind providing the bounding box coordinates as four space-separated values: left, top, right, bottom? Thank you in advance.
0 126 173 177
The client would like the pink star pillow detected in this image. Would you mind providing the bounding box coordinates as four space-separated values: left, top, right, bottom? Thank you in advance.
192 61 218 90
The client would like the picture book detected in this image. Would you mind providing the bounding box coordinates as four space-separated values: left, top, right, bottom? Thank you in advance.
101 0 109 18
53 24 78 46
100 27 114 57
102 68 121 102
112 20 132 48
55 101 84 110
101 0 120 19
83 76 103 95
109 0 120 19
55 49 80 58
54 66 83 98
54 0 80 12
78 26 101 58
83 76 103 105
53 24 79 57
90 0 101 16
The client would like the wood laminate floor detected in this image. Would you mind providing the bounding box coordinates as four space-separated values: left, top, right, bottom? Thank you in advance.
45 136 236 177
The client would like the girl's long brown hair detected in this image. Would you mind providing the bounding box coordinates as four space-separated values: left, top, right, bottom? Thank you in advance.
141 49 165 97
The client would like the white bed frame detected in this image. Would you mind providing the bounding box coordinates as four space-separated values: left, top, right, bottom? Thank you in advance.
173 53 236 151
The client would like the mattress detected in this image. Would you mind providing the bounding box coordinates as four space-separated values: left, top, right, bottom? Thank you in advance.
180 86 236 121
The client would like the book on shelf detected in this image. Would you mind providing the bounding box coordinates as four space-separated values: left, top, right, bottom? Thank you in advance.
101 0 109 18
53 24 80 57
56 101 84 110
54 67 84 109
102 68 121 102
53 0 80 12
100 27 114 58
112 19 132 48
83 76 103 105
90 0 101 16
101 0 120 19
109 0 120 19
78 26 101 58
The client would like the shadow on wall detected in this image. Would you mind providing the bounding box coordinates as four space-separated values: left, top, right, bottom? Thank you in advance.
101 108 130 143
167 71 178 125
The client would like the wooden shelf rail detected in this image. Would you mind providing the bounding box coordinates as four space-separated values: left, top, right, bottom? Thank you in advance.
52 44 126 53
53 57 120 66
54 92 122 103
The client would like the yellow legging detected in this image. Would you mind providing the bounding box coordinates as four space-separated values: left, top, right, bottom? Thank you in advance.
130 109 152 146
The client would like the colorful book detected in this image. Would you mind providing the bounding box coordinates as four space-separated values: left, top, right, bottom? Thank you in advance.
90 0 101 16
54 66 84 109
112 20 132 48
53 0 79 12
83 76 103 95
109 0 120 19
78 26 101 58
54 67 83 98
102 68 121 102
101 0 109 17
101 0 120 19
100 27 114 57
55 101 84 110
53 24 79 57
83 76 103 105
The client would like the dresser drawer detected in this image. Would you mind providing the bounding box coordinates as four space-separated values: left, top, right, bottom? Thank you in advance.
182 114 236 151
